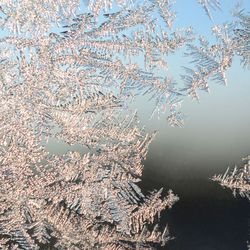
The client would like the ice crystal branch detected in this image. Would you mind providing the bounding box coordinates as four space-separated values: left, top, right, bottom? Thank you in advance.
0 0 249 249
232 9 250 69
197 0 221 20
0 0 184 249
0 113 179 249
0 0 80 36
182 9 250 100
212 156 250 201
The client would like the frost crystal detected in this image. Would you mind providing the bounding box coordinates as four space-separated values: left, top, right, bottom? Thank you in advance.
197 0 221 19
0 0 249 249
182 9 250 100
213 156 250 201
0 1 183 249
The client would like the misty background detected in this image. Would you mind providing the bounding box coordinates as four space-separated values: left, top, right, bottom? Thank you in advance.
139 59 250 250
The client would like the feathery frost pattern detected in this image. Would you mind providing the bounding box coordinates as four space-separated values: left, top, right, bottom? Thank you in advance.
213 156 249 250
182 10 250 100
0 0 249 249
0 0 183 249
213 156 250 201
197 0 221 19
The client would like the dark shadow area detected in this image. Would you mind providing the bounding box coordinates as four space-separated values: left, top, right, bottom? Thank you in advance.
140 160 250 250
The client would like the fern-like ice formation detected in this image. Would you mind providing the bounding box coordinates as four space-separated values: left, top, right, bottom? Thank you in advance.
0 0 185 249
197 0 221 19
0 0 249 249
182 9 250 100
212 156 250 201
213 157 249 250
0 113 178 249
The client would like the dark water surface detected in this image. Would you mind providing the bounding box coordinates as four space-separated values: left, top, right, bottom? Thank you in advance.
140 159 250 250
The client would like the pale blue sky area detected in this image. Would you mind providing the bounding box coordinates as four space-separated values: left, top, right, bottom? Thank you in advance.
130 1 250 179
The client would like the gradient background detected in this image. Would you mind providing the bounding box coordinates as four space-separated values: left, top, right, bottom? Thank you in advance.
133 1 250 249
139 61 250 249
